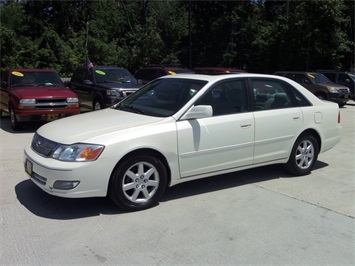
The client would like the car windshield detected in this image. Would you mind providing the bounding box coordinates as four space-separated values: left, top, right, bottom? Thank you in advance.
307 73 332 84
95 68 137 83
348 73 355 81
10 71 64 88
114 78 208 117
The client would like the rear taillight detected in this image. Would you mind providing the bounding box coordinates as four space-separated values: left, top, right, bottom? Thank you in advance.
338 111 341 123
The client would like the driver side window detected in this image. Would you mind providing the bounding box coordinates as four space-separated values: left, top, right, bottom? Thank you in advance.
196 79 247 116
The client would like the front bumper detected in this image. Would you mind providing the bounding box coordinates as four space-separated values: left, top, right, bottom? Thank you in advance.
328 92 351 104
16 108 80 122
23 145 113 198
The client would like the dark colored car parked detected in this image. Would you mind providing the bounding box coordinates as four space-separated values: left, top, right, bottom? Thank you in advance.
193 67 247 75
134 65 194 84
274 71 351 107
68 65 142 110
316 70 354 99
0 68 80 130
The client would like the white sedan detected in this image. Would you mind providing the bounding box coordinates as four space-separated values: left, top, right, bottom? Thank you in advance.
24 74 342 211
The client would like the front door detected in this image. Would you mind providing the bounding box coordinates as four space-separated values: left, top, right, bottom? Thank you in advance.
177 79 254 178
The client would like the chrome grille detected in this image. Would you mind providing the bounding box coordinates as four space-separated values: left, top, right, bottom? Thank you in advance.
122 90 137 98
35 99 68 109
338 88 349 93
31 133 59 157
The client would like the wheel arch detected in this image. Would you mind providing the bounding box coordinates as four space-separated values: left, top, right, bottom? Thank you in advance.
298 128 321 153
92 92 104 104
109 148 172 189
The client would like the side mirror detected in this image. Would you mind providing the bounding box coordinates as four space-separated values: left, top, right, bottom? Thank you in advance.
0 80 7 89
180 105 213 120
63 81 71 87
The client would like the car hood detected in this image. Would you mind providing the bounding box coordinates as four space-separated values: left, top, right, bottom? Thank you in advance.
36 108 165 144
12 86 77 98
316 82 347 88
96 82 142 90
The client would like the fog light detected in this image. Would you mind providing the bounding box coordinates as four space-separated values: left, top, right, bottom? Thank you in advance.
53 181 80 190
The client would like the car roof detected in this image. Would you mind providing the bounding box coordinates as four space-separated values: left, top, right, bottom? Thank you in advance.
139 64 190 70
8 68 56 72
316 70 353 73
194 67 246 73
274 71 321 75
76 65 126 70
159 73 290 82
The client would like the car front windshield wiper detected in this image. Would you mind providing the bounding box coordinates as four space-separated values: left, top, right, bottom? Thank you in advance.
98 78 132 83
11 84 30 88
35 83 57 87
121 105 145 114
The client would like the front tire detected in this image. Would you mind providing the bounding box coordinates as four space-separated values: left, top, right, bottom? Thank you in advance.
93 99 104 111
109 154 168 211
286 134 319 176
9 106 22 130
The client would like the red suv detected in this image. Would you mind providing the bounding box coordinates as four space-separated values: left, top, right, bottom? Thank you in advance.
0 69 80 130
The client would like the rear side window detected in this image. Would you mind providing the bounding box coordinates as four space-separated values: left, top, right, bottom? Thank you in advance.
252 78 293 110
323 73 336 82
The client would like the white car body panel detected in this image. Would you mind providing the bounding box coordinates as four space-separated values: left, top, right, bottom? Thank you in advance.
253 107 303 164
23 73 342 199
177 112 254 177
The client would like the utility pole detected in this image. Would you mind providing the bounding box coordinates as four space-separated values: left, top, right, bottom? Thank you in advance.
85 22 89 55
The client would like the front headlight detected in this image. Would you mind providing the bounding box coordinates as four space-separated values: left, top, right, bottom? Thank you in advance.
19 99 36 104
52 144 104 162
327 86 339 93
67 97 79 103
106 90 122 97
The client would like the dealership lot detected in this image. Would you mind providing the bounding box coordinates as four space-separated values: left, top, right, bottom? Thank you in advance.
0 102 354 264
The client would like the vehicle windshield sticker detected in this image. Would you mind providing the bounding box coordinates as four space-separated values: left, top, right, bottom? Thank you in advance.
11 71 24 77
168 71 176 75
95 70 106 75
308 74 315 79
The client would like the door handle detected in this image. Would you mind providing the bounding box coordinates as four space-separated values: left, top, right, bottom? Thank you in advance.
240 123 252 128
293 116 301 120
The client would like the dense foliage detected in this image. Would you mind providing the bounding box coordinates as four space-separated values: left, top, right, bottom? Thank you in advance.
0 0 354 76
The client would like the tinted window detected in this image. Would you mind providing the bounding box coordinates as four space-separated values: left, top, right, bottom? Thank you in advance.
338 74 353 83
10 71 63 88
252 79 293 110
195 79 247 116
322 73 336 82
94 68 137 83
115 78 207 117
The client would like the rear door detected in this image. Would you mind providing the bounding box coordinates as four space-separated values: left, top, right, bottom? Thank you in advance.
251 78 303 164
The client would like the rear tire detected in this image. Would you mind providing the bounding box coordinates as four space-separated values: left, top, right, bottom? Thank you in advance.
286 134 319 176
108 154 167 211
